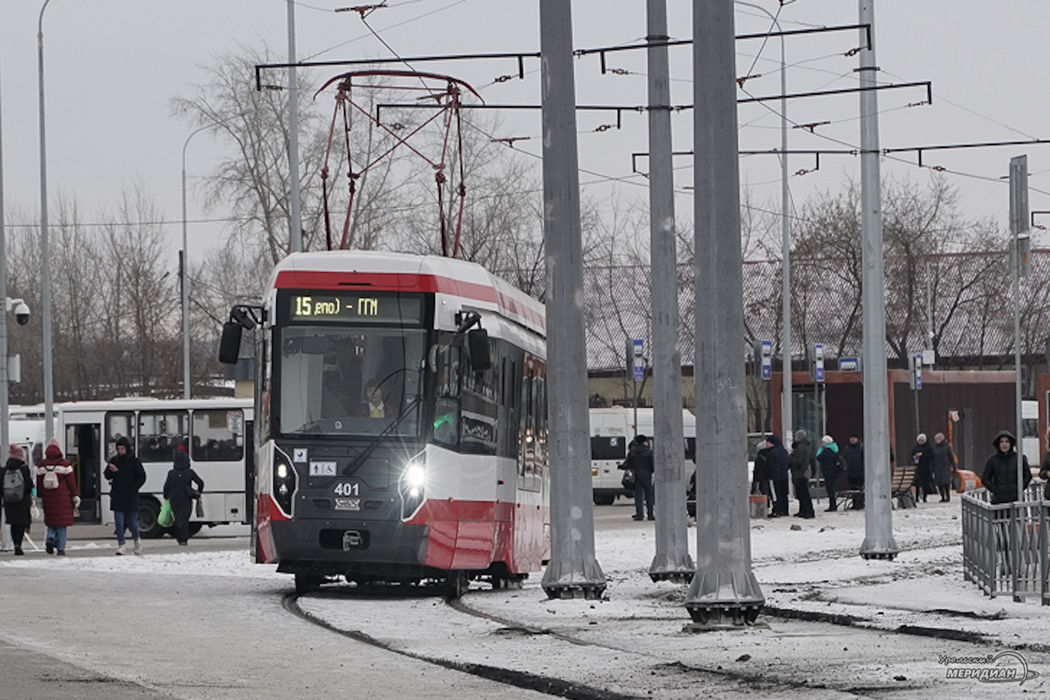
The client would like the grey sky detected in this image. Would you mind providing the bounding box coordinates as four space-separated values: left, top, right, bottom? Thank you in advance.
1 1 1048 263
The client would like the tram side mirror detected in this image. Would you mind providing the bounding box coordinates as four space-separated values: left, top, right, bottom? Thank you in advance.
218 321 243 365
467 328 491 372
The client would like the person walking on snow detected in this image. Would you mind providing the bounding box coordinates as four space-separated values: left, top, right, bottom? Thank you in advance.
36 438 80 555
911 434 935 503
1 445 34 555
163 447 204 545
789 430 816 519
767 434 790 517
104 436 146 555
930 432 957 502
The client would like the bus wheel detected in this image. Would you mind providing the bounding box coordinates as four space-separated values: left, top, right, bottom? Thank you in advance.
187 522 204 537
138 499 163 539
593 494 615 506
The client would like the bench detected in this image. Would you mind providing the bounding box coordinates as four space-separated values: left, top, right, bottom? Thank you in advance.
830 471 863 510
890 465 916 509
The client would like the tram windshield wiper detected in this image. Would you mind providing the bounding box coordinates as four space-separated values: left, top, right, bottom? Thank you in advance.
341 394 422 476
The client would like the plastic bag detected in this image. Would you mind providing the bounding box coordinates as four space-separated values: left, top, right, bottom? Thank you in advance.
30 498 42 523
195 499 204 519
157 499 175 528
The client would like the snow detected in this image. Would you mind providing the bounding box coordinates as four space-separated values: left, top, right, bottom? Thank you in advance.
4 497 1048 698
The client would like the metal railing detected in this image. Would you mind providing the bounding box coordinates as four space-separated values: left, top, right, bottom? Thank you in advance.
961 482 1049 605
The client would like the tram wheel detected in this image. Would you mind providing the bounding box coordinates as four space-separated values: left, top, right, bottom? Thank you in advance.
295 573 324 595
446 570 469 599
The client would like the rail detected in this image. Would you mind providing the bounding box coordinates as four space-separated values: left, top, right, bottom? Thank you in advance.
961 482 1049 605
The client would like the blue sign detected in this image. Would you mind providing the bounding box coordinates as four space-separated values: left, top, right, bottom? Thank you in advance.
838 356 860 372
813 343 825 383
914 353 923 390
759 340 772 381
632 339 644 382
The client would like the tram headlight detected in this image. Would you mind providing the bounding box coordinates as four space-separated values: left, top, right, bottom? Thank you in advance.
399 458 427 519
272 453 296 515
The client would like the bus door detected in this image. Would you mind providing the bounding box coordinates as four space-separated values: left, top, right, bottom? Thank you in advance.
65 422 102 523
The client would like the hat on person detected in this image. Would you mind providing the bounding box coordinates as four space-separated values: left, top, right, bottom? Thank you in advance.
821 435 834 445
635 434 647 443
794 429 807 440
8 444 25 461
917 433 927 443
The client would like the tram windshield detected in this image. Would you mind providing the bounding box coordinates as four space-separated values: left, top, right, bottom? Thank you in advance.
277 325 426 437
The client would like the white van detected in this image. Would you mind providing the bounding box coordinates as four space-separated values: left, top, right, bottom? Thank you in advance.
589 407 696 505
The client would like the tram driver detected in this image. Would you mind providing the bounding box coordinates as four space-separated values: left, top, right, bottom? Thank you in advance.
356 379 398 419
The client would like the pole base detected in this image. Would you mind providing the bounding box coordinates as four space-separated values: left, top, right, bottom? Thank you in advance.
649 570 694 584
860 535 900 561
542 582 607 600
683 603 764 628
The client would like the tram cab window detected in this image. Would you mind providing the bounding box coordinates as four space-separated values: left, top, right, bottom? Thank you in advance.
192 409 244 461
137 411 189 462
277 326 424 437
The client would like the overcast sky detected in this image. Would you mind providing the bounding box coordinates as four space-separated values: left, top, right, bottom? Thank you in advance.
1 1 1049 265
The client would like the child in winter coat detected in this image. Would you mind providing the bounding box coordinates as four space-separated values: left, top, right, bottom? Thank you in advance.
36 438 80 555
1 444 35 555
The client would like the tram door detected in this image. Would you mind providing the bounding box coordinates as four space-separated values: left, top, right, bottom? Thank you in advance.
66 422 102 523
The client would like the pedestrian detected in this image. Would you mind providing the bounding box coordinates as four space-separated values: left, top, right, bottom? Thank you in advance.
1039 433 1050 502
767 434 790 517
981 430 1031 505
36 438 80 556
623 434 655 521
103 436 146 555
930 432 958 502
789 430 816 519
816 435 841 512
843 434 865 509
910 433 935 503
753 437 775 511
1 445 34 555
163 447 204 546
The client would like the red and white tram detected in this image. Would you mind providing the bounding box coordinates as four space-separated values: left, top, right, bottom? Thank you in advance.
221 251 549 595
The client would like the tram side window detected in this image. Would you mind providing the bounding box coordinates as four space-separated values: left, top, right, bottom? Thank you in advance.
138 411 189 462
192 409 244 461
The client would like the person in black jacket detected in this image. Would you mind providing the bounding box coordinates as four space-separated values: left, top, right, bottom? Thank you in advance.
104 436 147 555
163 447 205 545
842 435 865 510
767 434 790 517
788 430 816 519
752 438 775 511
623 435 655 521
1 445 34 555
982 430 1031 505
910 434 935 503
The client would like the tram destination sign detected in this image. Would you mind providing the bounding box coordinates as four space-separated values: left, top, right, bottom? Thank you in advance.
288 292 423 324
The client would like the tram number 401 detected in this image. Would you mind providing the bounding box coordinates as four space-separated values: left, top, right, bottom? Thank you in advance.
333 482 359 497
333 482 361 511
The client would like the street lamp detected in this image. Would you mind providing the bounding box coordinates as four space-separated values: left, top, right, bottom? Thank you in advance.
737 1 790 436
180 107 254 399
38 0 55 440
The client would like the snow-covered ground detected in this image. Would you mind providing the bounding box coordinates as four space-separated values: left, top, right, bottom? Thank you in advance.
3 497 1048 698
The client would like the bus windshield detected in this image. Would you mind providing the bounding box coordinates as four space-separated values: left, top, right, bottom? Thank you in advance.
276 325 426 437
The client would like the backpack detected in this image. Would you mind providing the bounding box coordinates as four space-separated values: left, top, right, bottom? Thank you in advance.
3 468 25 503
43 466 60 490
837 452 848 472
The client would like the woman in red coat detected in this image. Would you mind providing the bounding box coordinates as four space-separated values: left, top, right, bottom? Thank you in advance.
36 438 80 555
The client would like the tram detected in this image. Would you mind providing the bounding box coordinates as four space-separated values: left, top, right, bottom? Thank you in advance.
220 251 549 596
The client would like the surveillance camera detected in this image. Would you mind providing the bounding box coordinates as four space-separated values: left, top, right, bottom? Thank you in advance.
14 302 30 326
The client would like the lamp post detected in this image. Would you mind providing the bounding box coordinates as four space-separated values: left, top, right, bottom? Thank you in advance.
38 0 54 440
736 1 790 438
180 108 254 399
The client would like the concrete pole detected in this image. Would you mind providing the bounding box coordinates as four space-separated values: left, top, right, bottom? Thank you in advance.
857 0 899 560
646 0 693 583
0 53 9 456
1009 155 1026 502
685 0 764 627
38 0 55 440
287 0 303 254
538 0 606 600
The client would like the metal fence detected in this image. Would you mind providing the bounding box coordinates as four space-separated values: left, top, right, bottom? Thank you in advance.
961 483 1049 605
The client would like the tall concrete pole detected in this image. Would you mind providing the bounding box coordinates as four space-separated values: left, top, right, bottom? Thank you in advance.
538 0 606 600
38 0 55 440
858 0 898 560
1 53 9 456
287 0 303 254
646 0 693 583
685 0 763 627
